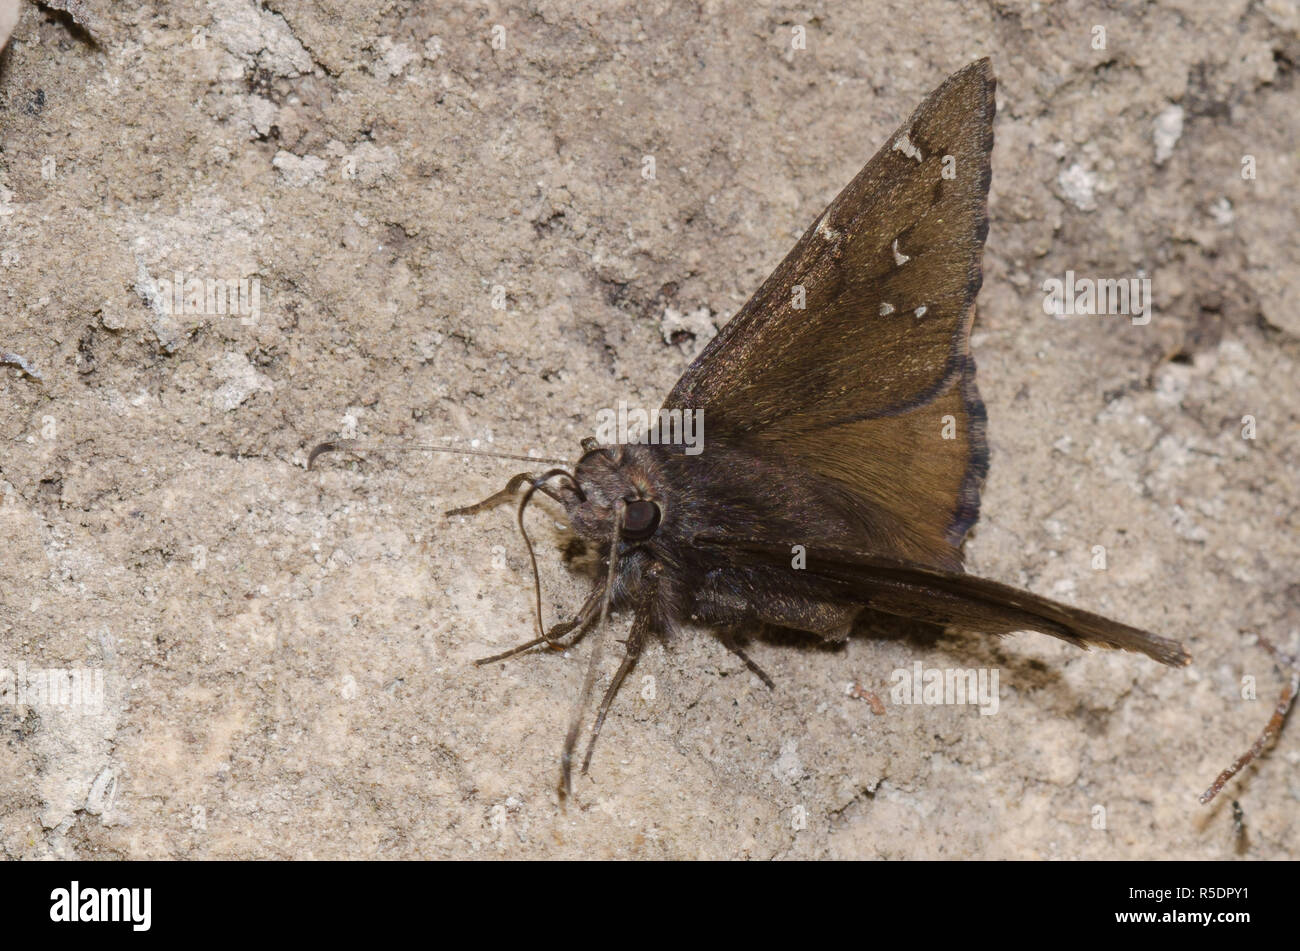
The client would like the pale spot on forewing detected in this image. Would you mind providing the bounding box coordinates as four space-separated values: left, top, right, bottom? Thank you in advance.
892 238 910 266
893 132 923 163
816 216 841 241
914 305 928 318
879 302 895 316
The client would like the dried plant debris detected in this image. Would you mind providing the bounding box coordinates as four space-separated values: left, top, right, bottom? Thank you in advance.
1200 635 1300 805
1232 800 1248 854
1 351 43 381
846 681 887 716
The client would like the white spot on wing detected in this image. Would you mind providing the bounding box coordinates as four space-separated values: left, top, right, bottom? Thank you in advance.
892 238 910 266
879 303 895 316
893 132 923 163
816 216 841 241
914 305 928 318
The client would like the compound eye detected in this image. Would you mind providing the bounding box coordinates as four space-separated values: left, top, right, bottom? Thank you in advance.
621 499 661 541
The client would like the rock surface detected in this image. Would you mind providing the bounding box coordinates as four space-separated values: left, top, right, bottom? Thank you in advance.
0 0 1296 858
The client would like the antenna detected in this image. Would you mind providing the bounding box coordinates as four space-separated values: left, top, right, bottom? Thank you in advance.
307 439 571 469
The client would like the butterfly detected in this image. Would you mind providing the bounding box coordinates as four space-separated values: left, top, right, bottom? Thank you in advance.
311 58 1190 795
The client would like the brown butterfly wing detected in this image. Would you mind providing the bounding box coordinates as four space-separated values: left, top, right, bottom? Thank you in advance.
665 60 995 570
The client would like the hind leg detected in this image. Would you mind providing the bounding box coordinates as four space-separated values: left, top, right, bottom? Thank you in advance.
718 628 776 689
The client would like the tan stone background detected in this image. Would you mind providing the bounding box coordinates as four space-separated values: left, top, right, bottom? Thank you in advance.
1 0 1297 858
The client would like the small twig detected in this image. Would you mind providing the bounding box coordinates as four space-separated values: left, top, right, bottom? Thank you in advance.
1199 635 1299 805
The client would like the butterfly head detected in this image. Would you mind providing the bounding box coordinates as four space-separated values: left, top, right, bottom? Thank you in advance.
564 440 666 547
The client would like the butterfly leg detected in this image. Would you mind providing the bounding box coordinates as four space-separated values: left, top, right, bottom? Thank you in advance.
473 585 604 665
580 608 649 775
718 628 776 689
444 471 567 516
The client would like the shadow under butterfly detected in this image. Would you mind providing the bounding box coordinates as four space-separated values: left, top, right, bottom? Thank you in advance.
310 58 1191 796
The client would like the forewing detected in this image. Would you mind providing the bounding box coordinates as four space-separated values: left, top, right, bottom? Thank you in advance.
666 59 996 568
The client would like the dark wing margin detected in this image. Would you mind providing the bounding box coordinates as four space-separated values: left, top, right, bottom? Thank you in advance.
694 535 1191 668
665 59 996 569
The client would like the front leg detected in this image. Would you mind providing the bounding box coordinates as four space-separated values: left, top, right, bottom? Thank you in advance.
473 584 605 664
